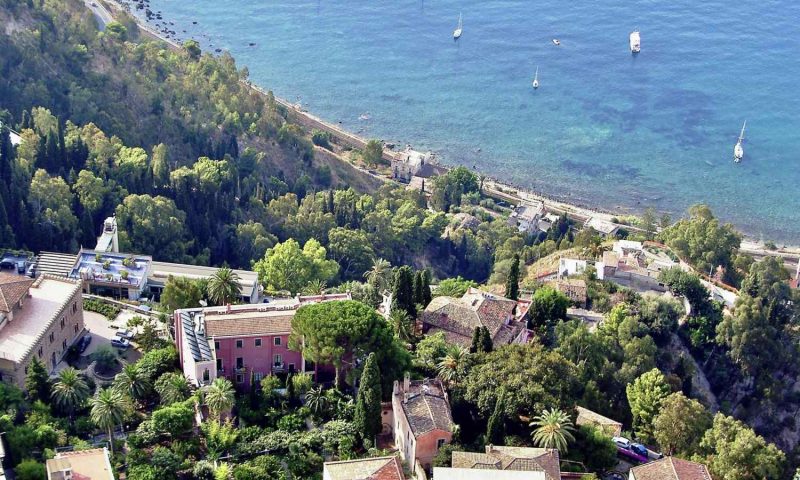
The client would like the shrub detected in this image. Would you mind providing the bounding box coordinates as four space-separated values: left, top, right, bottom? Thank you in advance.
120 270 129 280
311 129 332 149
92 346 118 374
83 299 121 319
102 260 111 270
15 459 45 480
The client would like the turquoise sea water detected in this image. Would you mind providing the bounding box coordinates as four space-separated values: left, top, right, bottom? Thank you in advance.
135 0 800 241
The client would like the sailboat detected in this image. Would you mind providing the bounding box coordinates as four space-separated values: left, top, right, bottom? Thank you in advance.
453 13 462 40
532 66 539 89
734 121 746 163
630 28 641 53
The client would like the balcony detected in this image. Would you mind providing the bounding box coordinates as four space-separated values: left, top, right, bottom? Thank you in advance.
271 363 286 373
235 365 248 374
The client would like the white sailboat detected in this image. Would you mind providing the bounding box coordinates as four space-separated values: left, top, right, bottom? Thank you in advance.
630 28 641 53
453 13 462 40
734 121 746 163
532 66 539 89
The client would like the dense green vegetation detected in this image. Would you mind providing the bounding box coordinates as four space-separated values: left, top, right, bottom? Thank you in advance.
1 1 799 479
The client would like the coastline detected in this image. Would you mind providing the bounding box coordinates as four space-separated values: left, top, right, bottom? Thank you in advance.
100 0 800 255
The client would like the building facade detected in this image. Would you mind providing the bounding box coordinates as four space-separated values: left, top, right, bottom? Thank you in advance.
392 376 453 471
174 294 350 388
0 274 84 387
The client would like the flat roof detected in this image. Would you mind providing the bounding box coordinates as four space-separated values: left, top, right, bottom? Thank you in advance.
70 250 151 288
47 448 114 480
0 276 81 362
149 261 258 295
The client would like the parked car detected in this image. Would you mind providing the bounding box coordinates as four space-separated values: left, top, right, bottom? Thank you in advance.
77 335 92 353
111 338 131 349
631 443 648 457
612 436 631 449
115 329 134 340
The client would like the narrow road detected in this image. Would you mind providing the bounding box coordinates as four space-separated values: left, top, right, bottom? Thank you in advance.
83 0 113 29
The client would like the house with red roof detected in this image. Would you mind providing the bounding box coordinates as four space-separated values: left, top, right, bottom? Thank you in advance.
629 457 712 480
323 456 405 480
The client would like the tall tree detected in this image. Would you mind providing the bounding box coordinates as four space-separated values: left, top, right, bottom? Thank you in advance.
113 364 152 405
486 390 506 445
90 388 131 455
154 372 191 405
436 345 469 386
420 270 432 306
208 267 242 305
530 408 576 452
25 356 51 403
653 392 712 456
253 238 338 295
505 254 520 300
626 368 671 442
364 258 392 293
290 300 408 391
392 266 416 318
354 352 382 444
479 326 493 353
470 327 482 354
696 413 785 480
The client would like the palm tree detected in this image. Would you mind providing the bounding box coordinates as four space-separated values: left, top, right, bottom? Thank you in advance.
204 378 235 422
90 388 131 455
113 364 151 405
436 345 469 386
301 279 327 296
305 385 328 414
155 372 191 405
530 408 576 452
389 308 415 343
364 258 392 292
51 367 90 417
208 267 241 306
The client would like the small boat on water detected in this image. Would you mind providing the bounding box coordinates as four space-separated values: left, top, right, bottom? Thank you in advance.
532 66 539 89
552 38 561 46
630 29 641 53
734 121 746 163
359 113 371 121
453 13 463 40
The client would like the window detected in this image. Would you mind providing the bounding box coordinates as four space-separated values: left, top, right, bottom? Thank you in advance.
38 347 43 358
236 374 244 384
437 439 447 449
62 339 67 350
60 317 65 329
273 354 282 366
49 332 55 343
72 302 77 314
254 338 262 347
288 363 295 372
236 357 244 369
214 341 220 350
202 369 210 382
74 324 79 333
235 340 243 349
216 359 223 371
254 372 263 382
273 337 282 346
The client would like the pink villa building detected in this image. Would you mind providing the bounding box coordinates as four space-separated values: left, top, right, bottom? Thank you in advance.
174 293 350 388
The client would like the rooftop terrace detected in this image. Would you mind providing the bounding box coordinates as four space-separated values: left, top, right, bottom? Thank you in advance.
70 250 151 288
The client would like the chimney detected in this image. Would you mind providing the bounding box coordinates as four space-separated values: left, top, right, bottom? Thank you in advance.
226 303 231 314
393 380 400 396
486 444 493 454
403 372 410 392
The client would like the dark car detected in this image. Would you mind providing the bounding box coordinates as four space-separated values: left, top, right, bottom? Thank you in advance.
631 443 648 457
77 335 92 353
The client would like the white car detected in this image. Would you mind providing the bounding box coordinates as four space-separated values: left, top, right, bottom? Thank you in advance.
115 329 134 340
612 436 631 449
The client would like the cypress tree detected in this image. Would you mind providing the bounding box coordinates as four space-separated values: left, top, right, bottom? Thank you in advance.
79 209 95 248
354 352 382 444
485 390 506 445
420 270 432 306
326 189 335 214
480 326 493 353
392 266 415 318
25 356 51 403
470 327 482 354
57 120 66 168
412 270 423 306
286 372 296 405
506 254 520 301
20 110 30 130
0 194 15 247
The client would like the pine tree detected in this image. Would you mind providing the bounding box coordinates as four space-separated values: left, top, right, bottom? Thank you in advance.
486 390 506 445
506 254 520 301
470 327 482 354
354 352 382 444
392 266 416 318
480 326 493 353
25 356 51 403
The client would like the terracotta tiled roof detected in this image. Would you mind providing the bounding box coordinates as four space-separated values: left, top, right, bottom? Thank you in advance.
398 379 453 436
630 457 712 480
451 446 560 480
421 289 526 347
0 273 34 313
323 456 404 480
204 311 294 338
